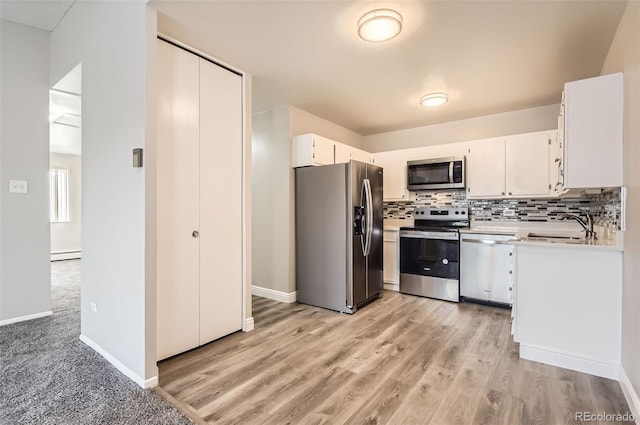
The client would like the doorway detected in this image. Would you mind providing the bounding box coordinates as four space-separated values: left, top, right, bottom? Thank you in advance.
49 64 82 304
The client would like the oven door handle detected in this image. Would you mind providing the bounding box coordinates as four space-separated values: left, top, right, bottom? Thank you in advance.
400 231 459 241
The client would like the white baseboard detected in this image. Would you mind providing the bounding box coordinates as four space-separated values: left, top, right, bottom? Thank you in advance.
0 310 52 326
79 334 157 388
252 285 297 303
520 343 619 380
243 317 254 332
619 366 640 424
51 251 82 261
383 283 399 292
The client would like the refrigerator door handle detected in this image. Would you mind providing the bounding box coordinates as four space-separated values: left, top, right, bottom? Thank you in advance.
364 178 373 257
359 179 367 256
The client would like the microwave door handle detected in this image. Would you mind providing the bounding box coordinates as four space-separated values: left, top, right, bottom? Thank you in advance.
449 161 454 184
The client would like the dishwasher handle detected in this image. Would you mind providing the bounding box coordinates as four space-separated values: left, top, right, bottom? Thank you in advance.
461 238 515 245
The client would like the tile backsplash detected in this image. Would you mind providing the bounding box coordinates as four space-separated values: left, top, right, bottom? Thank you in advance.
384 188 622 229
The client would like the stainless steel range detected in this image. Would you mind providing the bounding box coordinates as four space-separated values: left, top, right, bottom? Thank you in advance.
399 207 469 302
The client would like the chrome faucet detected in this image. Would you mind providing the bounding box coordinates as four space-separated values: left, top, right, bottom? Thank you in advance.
558 213 596 240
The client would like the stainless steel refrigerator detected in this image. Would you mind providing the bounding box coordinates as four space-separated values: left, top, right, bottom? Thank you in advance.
295 160 383 314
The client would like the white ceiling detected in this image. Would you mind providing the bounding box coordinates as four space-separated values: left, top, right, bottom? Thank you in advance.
0 1 627 138
0 0 74 31
152 0 627 135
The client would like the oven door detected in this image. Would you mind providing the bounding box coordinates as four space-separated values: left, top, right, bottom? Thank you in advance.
399 231 459 279
399 230 460 302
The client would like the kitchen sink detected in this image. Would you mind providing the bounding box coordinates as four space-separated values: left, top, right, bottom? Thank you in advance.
526 233 582 240
519 233 590 244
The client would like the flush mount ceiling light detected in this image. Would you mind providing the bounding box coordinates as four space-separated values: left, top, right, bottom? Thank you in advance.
420 93 449 107
358 9 403 42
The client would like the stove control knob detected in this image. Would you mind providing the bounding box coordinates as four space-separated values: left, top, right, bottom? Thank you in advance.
442 258 449 265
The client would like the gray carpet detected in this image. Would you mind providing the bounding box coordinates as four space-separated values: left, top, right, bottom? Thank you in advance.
0 260 193 425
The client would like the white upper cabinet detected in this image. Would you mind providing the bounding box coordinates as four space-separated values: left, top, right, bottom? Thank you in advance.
467 131 553 199
292 133 373 167
372 150 411 201
506 131 552 197
562 73 623 189
335 141 373 164
291 133 335 167
466 137 506 198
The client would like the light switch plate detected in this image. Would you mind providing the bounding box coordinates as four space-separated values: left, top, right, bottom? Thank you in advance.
9 180 28 194
503 208 515 217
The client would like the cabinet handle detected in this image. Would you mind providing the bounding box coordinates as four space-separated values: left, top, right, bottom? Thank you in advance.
508 192 512 195
509 286 513 291
192 230 199 238
509 270 513 274
502 192 505 195
508 252 513 256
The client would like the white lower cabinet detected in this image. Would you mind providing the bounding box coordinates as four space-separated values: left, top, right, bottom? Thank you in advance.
514 244 622 379
157 40 244 361
460 233 515 305
383 230 399 289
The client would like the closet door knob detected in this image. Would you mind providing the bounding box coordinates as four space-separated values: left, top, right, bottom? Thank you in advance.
192 230 199 238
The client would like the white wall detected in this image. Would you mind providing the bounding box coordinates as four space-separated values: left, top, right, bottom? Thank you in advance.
290 106 364 150
363 104 560 152
50 153 81 255
50 2 158 386
600 0 640 411
0 20 51 323
252 106 293 294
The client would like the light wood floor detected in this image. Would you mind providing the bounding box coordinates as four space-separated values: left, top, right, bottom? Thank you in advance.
157 290 630 425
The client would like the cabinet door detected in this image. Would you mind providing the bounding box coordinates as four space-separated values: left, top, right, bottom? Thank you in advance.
506 131 550 197
383 231 399 285
373 151 410 201
313 135 335 165
466 138 506 198
199 58 243 345
334 141 351 164
564 73 623 188
156 40 201 360
351 147 372 164
292 134 334 167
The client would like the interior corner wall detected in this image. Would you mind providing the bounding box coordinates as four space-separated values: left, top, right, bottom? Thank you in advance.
600 0 640 406
251 106 293 294
50 153 82 255
289 105 365 149
363 103 560 152
50 2 156 385
0 20 52 322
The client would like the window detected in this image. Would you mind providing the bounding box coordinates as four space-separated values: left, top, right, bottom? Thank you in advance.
49 169 69 223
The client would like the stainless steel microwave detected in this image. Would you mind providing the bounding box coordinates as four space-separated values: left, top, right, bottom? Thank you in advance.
407 156 465 190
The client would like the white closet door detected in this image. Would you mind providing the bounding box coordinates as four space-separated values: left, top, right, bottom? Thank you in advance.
157 40 201 360
199 58 243 344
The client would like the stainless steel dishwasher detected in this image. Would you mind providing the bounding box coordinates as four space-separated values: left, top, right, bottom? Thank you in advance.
460 233 516 307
